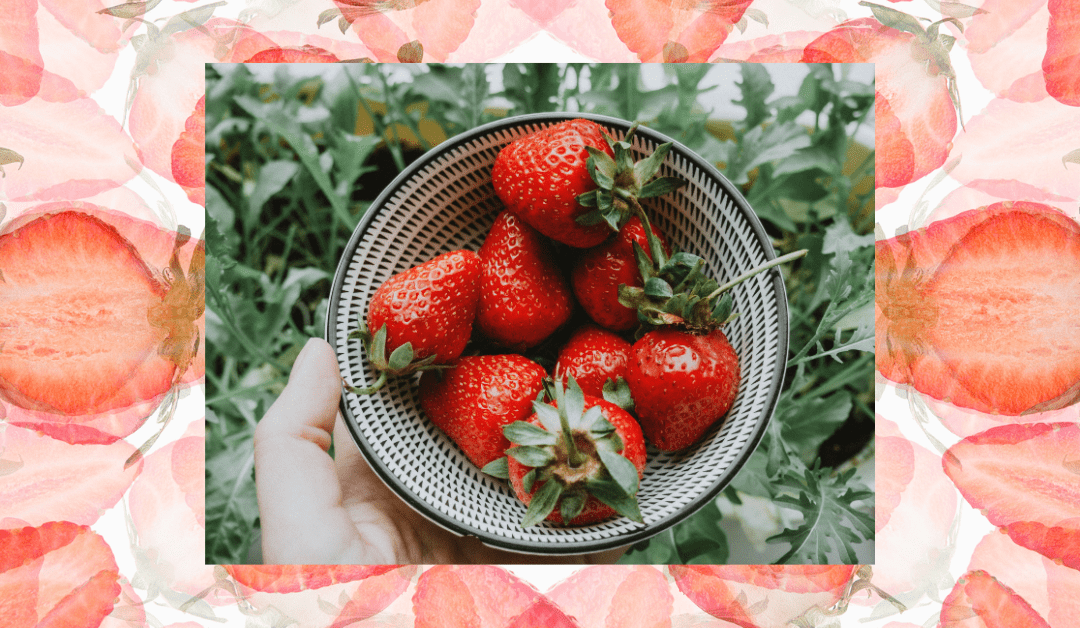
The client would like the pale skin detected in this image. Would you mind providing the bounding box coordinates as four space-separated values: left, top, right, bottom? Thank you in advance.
254 337 628 564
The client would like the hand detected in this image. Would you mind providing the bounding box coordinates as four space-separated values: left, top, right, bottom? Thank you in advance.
254 337 628 564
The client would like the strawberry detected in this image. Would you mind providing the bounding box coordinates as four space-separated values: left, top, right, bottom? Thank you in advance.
1044 0 1080 107
876 202 1080 415
492 119 685 248
352 249 481 394
475 210 573 351
940 570 1051 628
554 324 632 399
606 0 755 62
572 216 669 332
495 377 646 527
0 210 203 443
419 354 547 469
223 565 403 593
626 327 740 452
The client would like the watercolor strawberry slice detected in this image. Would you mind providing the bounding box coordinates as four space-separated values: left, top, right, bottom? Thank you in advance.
940 570 1051 628
606 0 755 62
943 422 1080 571
223 565 402 593
171 95 206 206
1044 0 1080 106
0 521 121 628
876 202 1080 416
547 566 672 628
0 209 203 443
413 565 543 628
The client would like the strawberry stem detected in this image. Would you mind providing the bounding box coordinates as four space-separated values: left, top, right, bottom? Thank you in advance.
705 249 808 300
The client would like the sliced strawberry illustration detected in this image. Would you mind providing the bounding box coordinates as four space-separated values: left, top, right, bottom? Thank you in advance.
670 565 856 628
0 210 203 441
606 0 754 62
223 565 401 594
547 566 671 628
413 565 543 628
802 17 957 189
1044 0 1080 106
506 597 580 628
0 521 121 628
877 202 1080 416
171 95 206 206
943 422 1080 570
244 45 341 62
940 570 1051 628
0 0 43 107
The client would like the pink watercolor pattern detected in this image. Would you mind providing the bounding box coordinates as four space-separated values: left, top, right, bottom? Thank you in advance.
0 0 1078 626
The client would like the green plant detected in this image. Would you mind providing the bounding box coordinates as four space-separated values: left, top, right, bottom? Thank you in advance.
204 63 874 565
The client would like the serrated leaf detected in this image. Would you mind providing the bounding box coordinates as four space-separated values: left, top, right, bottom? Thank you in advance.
735 63 775 130
507 445 556 468
768 465 875 563
522 478 563 527
504 421 557 447
481 457 509 479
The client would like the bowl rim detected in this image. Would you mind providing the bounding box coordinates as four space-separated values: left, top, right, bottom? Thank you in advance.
326 111 788 556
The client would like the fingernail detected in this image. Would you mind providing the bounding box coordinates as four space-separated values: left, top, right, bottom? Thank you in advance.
291 338 319 377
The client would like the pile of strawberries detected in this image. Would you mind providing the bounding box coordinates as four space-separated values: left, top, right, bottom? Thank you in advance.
348 119 795 528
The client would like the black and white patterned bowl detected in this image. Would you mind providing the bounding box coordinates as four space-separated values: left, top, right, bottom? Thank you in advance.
326 113 787 556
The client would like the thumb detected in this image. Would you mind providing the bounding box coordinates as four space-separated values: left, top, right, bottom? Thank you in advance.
254 337 361 564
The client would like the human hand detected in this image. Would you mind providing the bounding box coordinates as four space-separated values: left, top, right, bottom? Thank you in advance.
254 337 628 564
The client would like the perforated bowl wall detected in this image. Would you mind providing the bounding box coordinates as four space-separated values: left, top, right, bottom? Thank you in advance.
327 113 787 556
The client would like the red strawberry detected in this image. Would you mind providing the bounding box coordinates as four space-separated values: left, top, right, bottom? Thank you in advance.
355 249 481 394
0 210 203 443
419 354 547 469
223 564 403 593
1044 0 1080 107
502 377 646 526
243 45 341 63
554 324 632 399
876 202 1080 415
606 0 755 62
572 216 669 332
476 210 573 351
626 327 739 452
940 570 1051 628
170 95 205 206
492 118 616 248
492 119 684 248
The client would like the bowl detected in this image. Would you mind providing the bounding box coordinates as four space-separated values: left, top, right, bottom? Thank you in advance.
326 112 788 556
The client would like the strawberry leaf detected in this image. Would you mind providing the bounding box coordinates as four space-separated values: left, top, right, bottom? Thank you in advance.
596 447 639 497
601 377 635 412
504 421 558 447
531 402 562 433
632 142 673 184
481 457 510 479
386 342 414 372
638 176 686 199
644 277 673 298
507 445 556 468
523 479 564 527
560 491 586 523
586 477 643 523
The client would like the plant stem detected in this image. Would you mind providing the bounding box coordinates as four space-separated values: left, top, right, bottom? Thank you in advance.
706 249 809 300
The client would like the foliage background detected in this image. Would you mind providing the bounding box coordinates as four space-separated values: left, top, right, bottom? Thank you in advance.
204 63 876 566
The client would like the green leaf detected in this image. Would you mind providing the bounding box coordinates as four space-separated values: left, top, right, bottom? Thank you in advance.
587 477 643 523
503 421 558 447
506 445 556 468
367 324 388 370
638 176 686 199
522 468 538 494
859 1 927 38
770 145 838 178
728 121 813 185
632 142 672 185
778 392 853 464
644 277 673 298
522 479 564 527
601 377 635 412
563 377 586 430
481 457 509 479
386 342 414 372
597 448 639 497
768 465 875 563
532 402 562 433
735 63 775 130
560 491 587 524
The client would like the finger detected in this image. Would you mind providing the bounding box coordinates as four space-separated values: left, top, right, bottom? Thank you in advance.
254 337 363 563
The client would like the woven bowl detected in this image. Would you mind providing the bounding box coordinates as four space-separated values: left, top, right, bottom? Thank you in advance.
326 112 788 556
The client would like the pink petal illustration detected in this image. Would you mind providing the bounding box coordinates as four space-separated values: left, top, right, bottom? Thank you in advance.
943 422 1080 570
509 0 575 26
948 96 1080 203
876 202 1080 416
670 566 856 628
875 416 915 533
35 0 124 101
547 565 671 628
711 30 826 62
0 97 137 201
539 0 638 62
940 570 1050 628
0 521 121 628
0 203 204 444
962 0 1050 102
335 0 480 61
0 425 141 529
447 0 538 60
802 18 957 190
1043 0 1080 106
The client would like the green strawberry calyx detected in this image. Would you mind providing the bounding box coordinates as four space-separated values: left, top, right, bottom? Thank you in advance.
490 375 642 527
619 200 807 338
574 124 687 233
345 324 448 395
